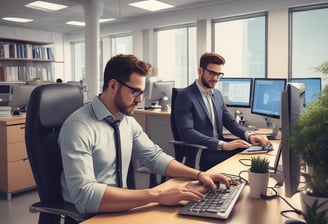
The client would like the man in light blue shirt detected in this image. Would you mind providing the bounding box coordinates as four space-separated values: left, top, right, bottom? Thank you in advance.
59 54 231 215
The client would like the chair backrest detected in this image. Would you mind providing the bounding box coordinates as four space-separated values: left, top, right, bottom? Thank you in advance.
170 88 198 167
25 84 84 204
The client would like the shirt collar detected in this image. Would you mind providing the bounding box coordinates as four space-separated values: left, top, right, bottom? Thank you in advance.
91 96 123 121
196 80 213 96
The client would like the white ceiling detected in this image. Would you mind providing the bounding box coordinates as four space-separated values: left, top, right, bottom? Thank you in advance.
0 0 222 34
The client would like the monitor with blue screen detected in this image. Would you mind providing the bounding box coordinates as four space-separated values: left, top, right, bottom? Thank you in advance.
251 78 287 139
216 77 253 108
290 77 321 107
251 78 286 119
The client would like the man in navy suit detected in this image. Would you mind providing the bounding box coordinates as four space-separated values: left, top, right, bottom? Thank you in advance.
174 52 270 171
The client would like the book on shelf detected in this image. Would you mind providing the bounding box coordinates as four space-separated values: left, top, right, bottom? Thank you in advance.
0 41 54 60
0 65 52 82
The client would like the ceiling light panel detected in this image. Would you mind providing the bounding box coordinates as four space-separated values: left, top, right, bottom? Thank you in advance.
66 21 85 26
2 17 34 23
25 1 68 12
129 0 174 12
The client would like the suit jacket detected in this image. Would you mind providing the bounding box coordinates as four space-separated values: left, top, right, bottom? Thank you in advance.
174 81 247 170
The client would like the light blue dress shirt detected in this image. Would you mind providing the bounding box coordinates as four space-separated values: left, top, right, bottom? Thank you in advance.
58 96 174 214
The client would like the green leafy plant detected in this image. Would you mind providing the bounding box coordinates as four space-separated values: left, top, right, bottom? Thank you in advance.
250 156 269 173
314 60 328 74
303 199 328 224
289 60 328 198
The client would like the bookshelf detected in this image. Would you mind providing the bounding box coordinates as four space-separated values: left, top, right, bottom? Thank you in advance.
0 37 55 82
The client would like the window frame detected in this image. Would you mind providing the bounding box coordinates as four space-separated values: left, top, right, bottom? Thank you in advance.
212 12 268 78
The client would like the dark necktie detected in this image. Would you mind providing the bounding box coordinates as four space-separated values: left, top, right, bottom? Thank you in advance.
104 117 123 188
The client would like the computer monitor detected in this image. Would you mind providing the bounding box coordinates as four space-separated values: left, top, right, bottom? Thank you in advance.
0 84 12 106
10 84 38 111
142 76 159 109
280 82 305 197
216 77 253 108
290 77 321 107
251 78 287 139
149 80 175 111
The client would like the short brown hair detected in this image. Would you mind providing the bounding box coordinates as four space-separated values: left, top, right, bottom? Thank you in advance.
102 54 150 91
200 52 225 68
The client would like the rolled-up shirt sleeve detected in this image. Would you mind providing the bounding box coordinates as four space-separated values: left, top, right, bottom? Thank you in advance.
59 119 106 214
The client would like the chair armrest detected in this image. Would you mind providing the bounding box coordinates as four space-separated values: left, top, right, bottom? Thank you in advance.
29 201 91 222
169 140 207 150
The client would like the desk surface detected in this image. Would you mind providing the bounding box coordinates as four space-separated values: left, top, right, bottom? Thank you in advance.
0 114 25 125
134 109 170 116
82 138 302 224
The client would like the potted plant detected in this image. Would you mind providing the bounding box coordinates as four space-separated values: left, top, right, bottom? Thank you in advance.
303 199 328 224
248 156 270 198
289 59 328 220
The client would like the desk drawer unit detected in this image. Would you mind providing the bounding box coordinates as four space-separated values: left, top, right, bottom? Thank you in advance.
0 118 35 200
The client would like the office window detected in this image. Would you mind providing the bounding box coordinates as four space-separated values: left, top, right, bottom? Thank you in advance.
72 41 85 81
72 40 103 86
156 25 197 87
290 4 328 85
111 35 132 56
213 13 267 78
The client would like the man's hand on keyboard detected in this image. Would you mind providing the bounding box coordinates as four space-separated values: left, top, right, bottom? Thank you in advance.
197 172 230 193
156 186 204 206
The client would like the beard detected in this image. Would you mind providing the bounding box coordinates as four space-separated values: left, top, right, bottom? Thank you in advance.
114 91 138 116
201 73 217 89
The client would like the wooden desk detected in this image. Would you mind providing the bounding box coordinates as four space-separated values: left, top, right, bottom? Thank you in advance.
0 115 35 200
133 109 173 157
82 140 302 224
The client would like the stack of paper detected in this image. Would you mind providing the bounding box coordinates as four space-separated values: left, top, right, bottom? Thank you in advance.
0 106 12 117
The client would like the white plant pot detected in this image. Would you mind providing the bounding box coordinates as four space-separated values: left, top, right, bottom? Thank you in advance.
300 191 328 218
248 172 269 198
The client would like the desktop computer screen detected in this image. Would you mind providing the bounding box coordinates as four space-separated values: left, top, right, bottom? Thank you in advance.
251 78 287 139
290 77 321 107
149 80 175 111
10 84 38 111
251 78 287 119
216 77 253 107
280 82 305 197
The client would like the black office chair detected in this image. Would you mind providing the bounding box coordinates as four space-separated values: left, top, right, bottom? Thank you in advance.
169 88 207 170
25 84 90 224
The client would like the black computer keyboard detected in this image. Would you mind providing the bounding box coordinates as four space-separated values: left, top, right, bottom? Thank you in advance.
179 180 245 219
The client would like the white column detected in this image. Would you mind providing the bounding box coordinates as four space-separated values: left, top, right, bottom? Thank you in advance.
83 0 104 99
196 19 211 61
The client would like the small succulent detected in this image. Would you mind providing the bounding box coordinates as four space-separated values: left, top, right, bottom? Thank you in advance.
250 156 270 173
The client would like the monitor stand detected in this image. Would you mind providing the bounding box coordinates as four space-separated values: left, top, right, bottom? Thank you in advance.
159 96 170 111
265 117 280 140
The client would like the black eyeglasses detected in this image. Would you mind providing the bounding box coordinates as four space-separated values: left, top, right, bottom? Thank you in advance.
116 79 144 97
203 67 224 78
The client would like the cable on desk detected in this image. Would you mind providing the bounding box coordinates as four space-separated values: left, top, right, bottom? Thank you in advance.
239 158 251 167
260 187 278 200
220 172 248 185
277 192 303 218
